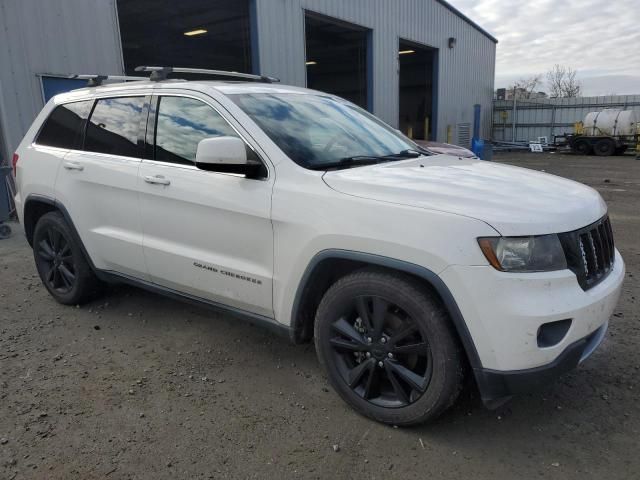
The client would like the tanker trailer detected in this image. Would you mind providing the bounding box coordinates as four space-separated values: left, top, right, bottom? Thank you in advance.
563 109 639 156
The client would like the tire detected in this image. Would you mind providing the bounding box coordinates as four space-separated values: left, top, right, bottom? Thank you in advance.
573 139 591 155
32 211 102 305
614 146 628 155
594 139 615 156
314 269 464 426
0 223 10 239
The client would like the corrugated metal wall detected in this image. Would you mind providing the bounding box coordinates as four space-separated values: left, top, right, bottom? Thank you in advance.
0 0 495 163
254 0 496 144
0 0 124 163
493 95 640 142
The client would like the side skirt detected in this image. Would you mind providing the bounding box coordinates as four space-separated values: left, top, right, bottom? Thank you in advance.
96 270 291 339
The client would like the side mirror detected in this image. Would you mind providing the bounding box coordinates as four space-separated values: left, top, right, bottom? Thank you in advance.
195 136 264 177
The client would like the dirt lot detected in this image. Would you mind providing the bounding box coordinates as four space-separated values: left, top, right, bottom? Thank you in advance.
1 152 639 480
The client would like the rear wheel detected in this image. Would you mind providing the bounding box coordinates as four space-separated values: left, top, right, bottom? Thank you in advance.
594 138 615 156
573 139 592 155
314 269 464 425
33 211 102 305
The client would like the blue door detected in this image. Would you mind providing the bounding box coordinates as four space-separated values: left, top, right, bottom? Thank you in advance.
41 76 87 102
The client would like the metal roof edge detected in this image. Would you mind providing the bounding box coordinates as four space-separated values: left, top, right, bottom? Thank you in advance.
435 0 498 44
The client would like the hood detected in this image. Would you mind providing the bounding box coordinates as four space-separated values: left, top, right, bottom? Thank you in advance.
322 156 607 236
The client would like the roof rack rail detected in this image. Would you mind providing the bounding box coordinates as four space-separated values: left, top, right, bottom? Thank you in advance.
70 74 147 87
134 66 280 83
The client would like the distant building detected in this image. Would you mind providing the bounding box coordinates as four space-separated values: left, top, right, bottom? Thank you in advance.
497 87 547 101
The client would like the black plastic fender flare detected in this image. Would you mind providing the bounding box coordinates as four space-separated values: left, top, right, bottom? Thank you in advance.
290 249 483 370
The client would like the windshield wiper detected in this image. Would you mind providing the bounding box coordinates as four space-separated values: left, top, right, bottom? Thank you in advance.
309 150 422 171
414 145 435 156
382 149 422 159
308 156 389 171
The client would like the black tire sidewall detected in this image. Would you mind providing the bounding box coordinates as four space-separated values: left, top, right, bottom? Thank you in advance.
33 212 96 305
314 270 462 425
594 139 615 156
574 140 591 154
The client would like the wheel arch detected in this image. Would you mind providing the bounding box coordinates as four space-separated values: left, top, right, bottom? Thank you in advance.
289 249 483 371
23 194 58 246
24 194 97 271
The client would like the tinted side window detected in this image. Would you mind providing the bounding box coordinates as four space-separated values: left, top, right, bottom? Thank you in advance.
36 101 93 149
85 97 144 157
155 97 260 165
154 96 243 165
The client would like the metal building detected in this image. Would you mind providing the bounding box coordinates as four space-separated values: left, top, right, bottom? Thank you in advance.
0 0 497 164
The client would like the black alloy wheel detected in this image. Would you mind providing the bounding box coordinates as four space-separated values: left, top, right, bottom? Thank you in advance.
315 269 463 425
33 211 101 305
36 226 76 294
329 295 432 408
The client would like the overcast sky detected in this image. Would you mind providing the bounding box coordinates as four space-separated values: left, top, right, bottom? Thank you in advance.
452 0 640 96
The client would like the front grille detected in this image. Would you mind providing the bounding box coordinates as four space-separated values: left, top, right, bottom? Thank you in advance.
559 216 615 290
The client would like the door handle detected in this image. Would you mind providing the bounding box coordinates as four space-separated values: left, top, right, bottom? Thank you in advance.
63 161 84 171
144 175 171 185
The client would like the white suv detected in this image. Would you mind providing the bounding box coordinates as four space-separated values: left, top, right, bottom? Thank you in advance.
13 68 625 425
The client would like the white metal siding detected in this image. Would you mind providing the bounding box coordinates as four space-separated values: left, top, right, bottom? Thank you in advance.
0 0 124 162
255 0 496 143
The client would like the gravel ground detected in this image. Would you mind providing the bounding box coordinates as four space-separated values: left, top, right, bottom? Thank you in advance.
1 152 638 479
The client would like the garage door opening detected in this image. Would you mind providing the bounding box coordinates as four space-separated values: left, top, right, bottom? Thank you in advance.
304 12 370 110
398 40 437 140
117 0 253 76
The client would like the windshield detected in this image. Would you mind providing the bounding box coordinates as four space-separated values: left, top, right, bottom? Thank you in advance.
229 93 420 169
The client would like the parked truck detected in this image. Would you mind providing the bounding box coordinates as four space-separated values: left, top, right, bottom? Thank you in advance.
555 109 639 156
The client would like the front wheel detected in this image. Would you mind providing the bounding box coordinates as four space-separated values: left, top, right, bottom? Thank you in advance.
314 269 464 426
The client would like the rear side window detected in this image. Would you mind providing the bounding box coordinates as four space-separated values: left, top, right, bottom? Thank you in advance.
154 96 239 165
85 96 145 157
36 100 93 149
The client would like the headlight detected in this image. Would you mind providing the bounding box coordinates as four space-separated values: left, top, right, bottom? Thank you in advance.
477 235 567 272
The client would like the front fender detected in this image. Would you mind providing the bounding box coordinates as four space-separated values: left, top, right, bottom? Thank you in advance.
288 248 483 371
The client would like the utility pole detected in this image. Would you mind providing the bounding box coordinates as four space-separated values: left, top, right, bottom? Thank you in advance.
511 86 517 142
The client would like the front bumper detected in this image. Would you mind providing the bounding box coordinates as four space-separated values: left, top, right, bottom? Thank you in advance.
475 322 608 408
439 249 624 405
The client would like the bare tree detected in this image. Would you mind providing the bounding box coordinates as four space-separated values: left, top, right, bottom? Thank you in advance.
508 74 543 99
546 64 581 98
